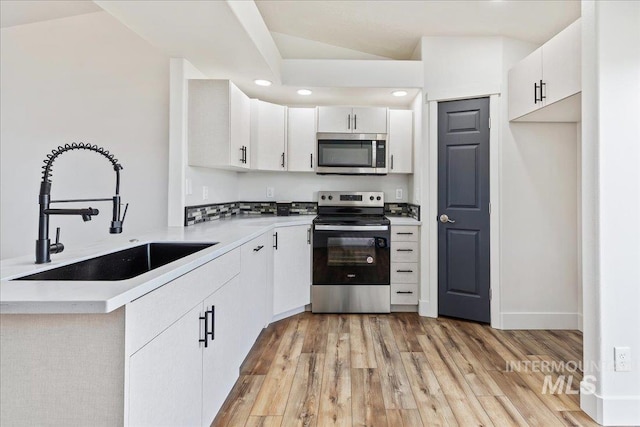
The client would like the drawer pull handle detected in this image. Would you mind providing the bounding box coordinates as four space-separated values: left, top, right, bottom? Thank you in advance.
253 245 264 252
396 232 414 235
396 291 414 294
396 249 413 252
396 269 414 273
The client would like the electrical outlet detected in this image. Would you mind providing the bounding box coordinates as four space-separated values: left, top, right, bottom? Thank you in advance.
615 347 631 372
202 186 209 200
185 178 192 195
396 188 403 200
266 187 274 198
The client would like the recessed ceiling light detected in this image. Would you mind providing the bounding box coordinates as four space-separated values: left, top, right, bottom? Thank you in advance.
297 89 312 96
254 79 272 87
392 90 408 97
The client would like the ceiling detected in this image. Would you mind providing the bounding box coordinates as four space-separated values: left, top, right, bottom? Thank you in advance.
1 0 580 107
256 0 581 60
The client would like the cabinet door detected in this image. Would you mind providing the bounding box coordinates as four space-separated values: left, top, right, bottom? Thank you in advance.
317 106 353 133
128 304 203 427
388 110 413 173
273 225 311 316
287 108 316 172
202 276 244 426
508 47 543 121
352 107 388 133
542 19 581 106
240 232 271 349
251 99 286 171
229 82 251 168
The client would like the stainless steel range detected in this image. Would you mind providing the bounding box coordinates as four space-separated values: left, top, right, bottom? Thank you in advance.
312 191 390 313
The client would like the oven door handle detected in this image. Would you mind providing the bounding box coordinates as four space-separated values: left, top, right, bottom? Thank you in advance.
314 225 389 231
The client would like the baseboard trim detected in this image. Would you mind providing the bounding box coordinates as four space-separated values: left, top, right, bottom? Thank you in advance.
271 306 305 323
580 387 640 426
501 312 580 330
418 299 436 318
577 313 584 332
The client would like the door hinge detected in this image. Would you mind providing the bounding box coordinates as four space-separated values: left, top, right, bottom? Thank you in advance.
488 117 492 129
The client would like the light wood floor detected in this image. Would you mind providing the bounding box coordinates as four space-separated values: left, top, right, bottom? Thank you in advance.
212 313 600 427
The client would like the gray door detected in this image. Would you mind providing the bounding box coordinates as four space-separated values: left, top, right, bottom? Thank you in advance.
437 97 490 323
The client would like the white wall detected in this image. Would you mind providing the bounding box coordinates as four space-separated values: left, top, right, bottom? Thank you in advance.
0 12 169 260
237 172 411 202
581 1 640 424
417 35 581 328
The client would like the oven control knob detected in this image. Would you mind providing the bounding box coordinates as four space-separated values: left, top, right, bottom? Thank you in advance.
376 196 381 201
370 196 374 201
321 195 326 200
376 238 387 248
366 256 374 264
328 195 333 200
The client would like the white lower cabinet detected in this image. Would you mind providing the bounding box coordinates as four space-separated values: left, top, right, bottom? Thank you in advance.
273 225 312 317
390 225 420 305
128 304 204 427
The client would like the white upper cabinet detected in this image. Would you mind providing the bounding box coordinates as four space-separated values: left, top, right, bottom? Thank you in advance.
508 19 581 122
388 110 413 174
250 99 287 171
317 106 388 133
188 79 251 170
287 108 316 172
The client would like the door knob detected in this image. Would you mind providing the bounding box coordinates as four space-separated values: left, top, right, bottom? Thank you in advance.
439 214 455 224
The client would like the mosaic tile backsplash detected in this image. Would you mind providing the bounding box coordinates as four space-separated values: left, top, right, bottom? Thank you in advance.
185 201 419 226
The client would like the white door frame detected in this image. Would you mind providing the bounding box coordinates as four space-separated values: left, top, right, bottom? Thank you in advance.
419 92 502 328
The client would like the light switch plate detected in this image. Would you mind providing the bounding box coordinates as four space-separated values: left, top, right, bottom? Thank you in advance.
202 186 209 200
266 187 275 198
396 189 403 200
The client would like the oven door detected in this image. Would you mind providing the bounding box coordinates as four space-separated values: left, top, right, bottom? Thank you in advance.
313 225 390 285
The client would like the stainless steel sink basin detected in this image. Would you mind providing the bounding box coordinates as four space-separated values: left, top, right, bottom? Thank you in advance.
13 242 217 281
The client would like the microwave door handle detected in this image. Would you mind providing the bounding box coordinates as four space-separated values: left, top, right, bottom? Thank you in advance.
347 114 351 130
354 114 357 130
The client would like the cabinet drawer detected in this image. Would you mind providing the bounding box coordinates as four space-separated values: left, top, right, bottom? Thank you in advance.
391 283 418 305
391 226 419 242
391 242 419 263
391 263 419 283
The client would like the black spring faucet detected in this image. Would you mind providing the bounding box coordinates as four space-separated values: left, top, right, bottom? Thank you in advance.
35 143 128 264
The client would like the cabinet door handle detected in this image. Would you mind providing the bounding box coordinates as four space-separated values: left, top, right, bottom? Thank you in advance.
396 291 414 294
307 228 311 244
273 232 278 250
396 232 414 235
209 305 215 341
391 154 394 170
354 114 357 130
540 80 546 101
310 153 313 169
281 152 285 168
199 312 209 348
254 245 264 252
534 81 539 104
240 147 245 163
396 269 414 273
347 114 351 130
396 249 413 252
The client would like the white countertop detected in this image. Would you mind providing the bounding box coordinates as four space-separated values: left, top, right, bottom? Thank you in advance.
0 214 420 315
0 216 313 314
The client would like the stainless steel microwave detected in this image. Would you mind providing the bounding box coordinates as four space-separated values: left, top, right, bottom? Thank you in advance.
316 133 387 175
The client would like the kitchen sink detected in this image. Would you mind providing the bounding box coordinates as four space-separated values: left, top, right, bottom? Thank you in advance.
13 242 217 281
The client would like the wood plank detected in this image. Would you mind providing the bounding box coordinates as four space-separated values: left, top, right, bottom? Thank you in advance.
416 334 494 427
437 319 507 371
245 416 283 427
281 353 324 427
327 314 350 334
369 317 417 410
388 313 423 352
477 395 530 427
211 375 265 427
426 319 503 397
350 315 377 369
487 370 565 426
241 317 290 375
557 411 601 427
386 409 424 427
251 316 308 416
400 352 457 427
351 368 388 427
317 333 351 426
302 313 328 354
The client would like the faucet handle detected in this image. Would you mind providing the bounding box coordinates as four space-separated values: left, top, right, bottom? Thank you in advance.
50 227 64 254
121 203 129 224
109 203 128 234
